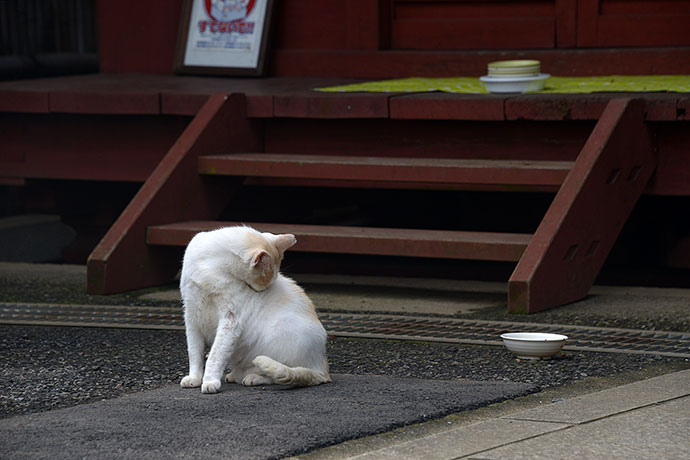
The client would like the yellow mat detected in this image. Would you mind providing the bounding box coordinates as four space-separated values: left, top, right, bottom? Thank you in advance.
317 76 690 94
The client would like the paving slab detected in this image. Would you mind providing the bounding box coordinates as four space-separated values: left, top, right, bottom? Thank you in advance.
346 418 568 460
0 374 536 460
325 369 690 460
505 368 690 424
468 396 690 460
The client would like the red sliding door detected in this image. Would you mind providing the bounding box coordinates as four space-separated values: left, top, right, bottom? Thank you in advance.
390 0 573 49
577 0 690 47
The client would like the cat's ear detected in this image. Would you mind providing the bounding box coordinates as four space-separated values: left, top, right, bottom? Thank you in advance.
250 250 271 269
249 249 275 289
274 234 296 254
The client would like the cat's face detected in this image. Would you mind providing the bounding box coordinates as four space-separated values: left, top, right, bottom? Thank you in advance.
242 230 296 291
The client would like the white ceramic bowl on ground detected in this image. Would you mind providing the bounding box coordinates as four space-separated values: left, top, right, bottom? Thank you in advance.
500 332 568 360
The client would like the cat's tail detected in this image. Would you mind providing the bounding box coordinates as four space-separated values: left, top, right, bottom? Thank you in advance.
252 355 331 387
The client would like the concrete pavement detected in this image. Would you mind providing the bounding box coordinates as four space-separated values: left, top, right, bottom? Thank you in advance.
294 369 690 460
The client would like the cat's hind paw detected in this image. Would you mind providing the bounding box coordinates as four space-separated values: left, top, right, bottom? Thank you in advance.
252 355 281 373
242 373 272 386
201 379 221 394
180 375 202 388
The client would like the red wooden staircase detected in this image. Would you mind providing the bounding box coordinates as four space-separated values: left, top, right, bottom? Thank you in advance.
87 92 656 313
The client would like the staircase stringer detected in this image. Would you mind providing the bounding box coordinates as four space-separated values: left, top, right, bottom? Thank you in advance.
87 93 261 294
508 98 656 313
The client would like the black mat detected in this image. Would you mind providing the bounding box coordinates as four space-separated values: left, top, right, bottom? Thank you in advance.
0 374 537 460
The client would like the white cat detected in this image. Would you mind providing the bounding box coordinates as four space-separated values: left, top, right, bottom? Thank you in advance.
179 225 331 394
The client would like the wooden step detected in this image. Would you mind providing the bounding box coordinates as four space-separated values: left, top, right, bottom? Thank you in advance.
147 221 532 262
198 154 573 187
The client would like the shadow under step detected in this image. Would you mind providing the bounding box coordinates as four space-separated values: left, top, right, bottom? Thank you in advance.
147 221 531 261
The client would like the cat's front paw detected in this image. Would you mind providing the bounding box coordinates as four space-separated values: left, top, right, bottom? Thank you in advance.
201 379 221 394
180 375 202 388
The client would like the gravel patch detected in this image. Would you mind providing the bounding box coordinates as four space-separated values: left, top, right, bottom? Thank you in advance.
1 325 687 420
0 263 176 308
0 326 184 419
462 296 690 333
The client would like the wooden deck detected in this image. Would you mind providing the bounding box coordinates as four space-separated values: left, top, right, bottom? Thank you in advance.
1 74 687 193
1 73 688 121
1 74 688 312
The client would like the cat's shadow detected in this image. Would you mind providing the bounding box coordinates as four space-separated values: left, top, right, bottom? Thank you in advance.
202 383 320 395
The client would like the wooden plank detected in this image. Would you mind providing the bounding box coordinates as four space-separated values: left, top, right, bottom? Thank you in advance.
0 75 364 118
646 124 690 195
508 95 685 122
147 221 532 262
49 92 160 115
643 97 678 122
506 94 611 121
508 99 656 313
0 74 686 122
241 177 563 193
273 92 390 118
160 93 209 116
161 93 273 117
87 93 262 294
263 119 591 161
198 154 573 187
0 114 188 182
246 95 274 118
390 94 505 121
38 75 170 114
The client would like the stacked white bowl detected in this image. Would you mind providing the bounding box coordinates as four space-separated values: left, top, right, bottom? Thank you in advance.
500 332 568 360
480 60 550 93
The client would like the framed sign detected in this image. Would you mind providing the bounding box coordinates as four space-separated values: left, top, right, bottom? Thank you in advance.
174 0 274 76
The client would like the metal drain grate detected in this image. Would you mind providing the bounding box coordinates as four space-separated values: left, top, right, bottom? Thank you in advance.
0 303 184 330
320 313 690 358
1 303 689 358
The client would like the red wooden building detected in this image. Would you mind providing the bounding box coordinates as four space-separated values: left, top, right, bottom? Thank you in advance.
1 0 689 313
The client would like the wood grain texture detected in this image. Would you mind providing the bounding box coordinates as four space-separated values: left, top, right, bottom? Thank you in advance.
390 94 506 121
147 221 532 261
87 93 261 294
0 114 189 182
509 98 656 313
198 153 573 186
